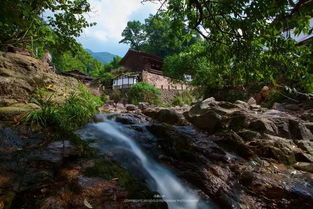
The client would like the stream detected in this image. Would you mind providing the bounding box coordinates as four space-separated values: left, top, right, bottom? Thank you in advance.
77 114 217 209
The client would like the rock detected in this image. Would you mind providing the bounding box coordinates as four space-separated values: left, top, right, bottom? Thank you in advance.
36 141 78 165
250 104 262 110
237 129 261 142
234 100 249 109
155 109 186 125
293 162 313 173
200 97 219 107
143 108 187 126
0 99 17 107
147 124 194 159
289 119 313 141
228 111 250 131
142 108 158 119
272 103 285 111
0 52 79 104
0 127 25 152
305 122 313 133
115 103 125 110
215 132 254 159
0 103 39 120
296 140 313 155
7 45 31 56
93 114 105 123
285 104 300 111
114 114 144 125
138 102 149 110
249 118 278 135
247 97 256 105
301 109 313 122
126 104 137 111
185 109 223 133
261 134 298 164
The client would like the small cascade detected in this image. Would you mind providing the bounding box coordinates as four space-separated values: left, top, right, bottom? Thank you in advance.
77 114 215 209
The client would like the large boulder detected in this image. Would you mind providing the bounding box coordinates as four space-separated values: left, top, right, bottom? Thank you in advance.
249 118 278 135
0 102 39 120
143 108 187 126
288 119 313 141
0 52 79 104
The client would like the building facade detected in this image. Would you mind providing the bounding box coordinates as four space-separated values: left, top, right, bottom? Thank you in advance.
112 49 190 90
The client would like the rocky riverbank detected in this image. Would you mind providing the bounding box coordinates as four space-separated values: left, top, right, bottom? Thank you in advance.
1 97 313 208
97 98 313 209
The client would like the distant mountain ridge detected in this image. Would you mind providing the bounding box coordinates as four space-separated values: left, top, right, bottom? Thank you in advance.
86 49 117 64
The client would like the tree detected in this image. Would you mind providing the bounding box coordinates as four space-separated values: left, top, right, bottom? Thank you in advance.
144 0 313 93
120 12 200 57
0 0 95 51
119 21 146 50
143 0 313 43
52 45 105 75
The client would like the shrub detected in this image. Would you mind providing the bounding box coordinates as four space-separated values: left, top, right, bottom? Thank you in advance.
100 94 109 104
172 91 194 106
25 99 59 128
25 85 103 131
58 86 103 131
262 88 286 108
128 82 161 105
110 89 122 103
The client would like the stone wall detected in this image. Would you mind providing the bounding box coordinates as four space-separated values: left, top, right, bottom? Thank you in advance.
160 89 181 104
142 70 189 91
107 88 181 104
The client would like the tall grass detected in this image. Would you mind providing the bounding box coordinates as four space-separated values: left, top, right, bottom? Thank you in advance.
25 85 103 132
171 91 194 106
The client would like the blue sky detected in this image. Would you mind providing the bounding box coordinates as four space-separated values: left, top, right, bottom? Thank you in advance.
77 0 160 56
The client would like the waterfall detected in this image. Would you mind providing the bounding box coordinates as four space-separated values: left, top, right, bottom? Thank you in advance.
77 114 215 209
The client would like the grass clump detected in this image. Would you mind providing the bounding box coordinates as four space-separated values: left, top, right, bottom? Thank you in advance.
128 82 161 105
171 91 194 106
25 84 103 132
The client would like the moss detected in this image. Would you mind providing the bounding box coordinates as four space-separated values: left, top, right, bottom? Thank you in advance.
262 89 285 108
84 159 168 208
84 159 152 199
86 138 102 143
0 191 15 209
0 103 39 120
54 132 97 158
147 125 195 160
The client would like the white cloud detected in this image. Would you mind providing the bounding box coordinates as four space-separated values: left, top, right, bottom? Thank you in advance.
81 0 159 43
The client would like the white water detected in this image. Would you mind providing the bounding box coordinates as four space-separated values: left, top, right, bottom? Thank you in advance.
78 115 214 209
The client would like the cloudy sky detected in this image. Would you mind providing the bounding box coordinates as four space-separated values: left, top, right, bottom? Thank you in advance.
77 0 160 56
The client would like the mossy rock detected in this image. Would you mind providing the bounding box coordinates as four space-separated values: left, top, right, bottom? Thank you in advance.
84 158 168 208
0 191 15 209
0 103 39 120
147 124 196 160
84 159 152 199
0 98 18 107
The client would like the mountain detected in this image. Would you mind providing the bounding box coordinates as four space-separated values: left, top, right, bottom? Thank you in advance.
86 49 117 64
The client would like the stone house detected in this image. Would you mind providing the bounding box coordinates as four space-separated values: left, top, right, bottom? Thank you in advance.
112 49 190 91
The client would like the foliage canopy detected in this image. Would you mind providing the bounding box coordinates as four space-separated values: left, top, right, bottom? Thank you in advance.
144 0 313 93
120 12 200 57
0 0 94 51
